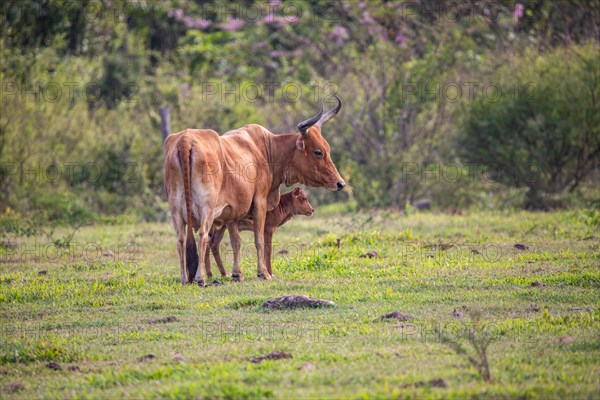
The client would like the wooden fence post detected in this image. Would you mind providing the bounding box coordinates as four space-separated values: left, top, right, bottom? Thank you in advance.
159 106 170 144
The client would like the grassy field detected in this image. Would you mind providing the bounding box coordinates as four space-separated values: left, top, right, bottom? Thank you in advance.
1 208 599 398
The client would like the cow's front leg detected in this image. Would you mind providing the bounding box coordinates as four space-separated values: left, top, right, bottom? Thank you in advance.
265 227 275 277
204 229 213 279
228 223 244 281
253 199 271 280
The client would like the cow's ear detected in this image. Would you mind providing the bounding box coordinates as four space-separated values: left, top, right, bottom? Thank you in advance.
292 187 302 197
296 137 305 152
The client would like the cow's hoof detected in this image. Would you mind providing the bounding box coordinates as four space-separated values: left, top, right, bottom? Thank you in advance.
196 280 207 287
257 273 272 280
231 273 244 282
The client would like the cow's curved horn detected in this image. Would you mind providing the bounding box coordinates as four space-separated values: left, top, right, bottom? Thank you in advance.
297 102 324 136
316 95 342 127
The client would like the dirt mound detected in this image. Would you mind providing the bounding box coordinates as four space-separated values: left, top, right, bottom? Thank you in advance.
263 295 335 310
250 351 293 363
376 311 415 321
138 354 156 362
147 316 180 324
45 362 62 371
360 251 380 258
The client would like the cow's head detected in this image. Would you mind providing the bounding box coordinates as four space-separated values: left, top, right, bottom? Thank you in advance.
291 187 314 216
293 96 345 192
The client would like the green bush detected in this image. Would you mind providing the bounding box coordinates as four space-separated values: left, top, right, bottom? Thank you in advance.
460 44 600 209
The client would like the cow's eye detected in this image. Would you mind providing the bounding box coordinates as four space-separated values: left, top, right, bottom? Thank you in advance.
314 150 323 158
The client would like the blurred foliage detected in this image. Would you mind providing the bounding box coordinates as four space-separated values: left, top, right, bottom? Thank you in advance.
0 0 598 225
461 44 599 209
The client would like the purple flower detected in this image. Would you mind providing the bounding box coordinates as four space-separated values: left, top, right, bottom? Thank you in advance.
513 3 525 23
168 8 184 20
264 10 276 24
218 17 245 31
180 83 190 98
331 25 348 46
394 31 407 46
184 17 212 30
168 8 211 30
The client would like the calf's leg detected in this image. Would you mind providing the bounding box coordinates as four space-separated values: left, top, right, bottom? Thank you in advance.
210 226 229 277
228 223 243 281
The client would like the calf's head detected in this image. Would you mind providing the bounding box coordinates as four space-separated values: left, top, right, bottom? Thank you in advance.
291 187 314 216
293 96 345 192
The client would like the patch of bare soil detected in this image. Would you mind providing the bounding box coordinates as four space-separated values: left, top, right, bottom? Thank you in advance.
298 362 316 371
147 316 180 324
414 378 448 388
424 242 454 251
453 306 469 318
376 311 415 321
526 304 541 312
138 354 156 362
45 361 62 371
559 336 575 345
263 295 335 310
6 382 25 394
359 251 380 258
250 351 292 364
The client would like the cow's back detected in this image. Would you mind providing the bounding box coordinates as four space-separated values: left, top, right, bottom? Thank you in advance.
164 125 276 228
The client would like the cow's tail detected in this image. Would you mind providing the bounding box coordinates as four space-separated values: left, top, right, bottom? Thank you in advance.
177 136 198 282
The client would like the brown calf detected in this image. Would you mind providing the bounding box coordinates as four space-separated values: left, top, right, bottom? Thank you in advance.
205 187 314 278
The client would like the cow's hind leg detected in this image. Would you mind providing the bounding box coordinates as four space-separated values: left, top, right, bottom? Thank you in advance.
194 208 215 287
170 207 188 284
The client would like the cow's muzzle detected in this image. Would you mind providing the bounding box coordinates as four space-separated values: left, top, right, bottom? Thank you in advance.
336 181 345 191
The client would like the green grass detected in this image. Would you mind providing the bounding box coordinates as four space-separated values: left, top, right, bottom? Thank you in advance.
1 209 599 398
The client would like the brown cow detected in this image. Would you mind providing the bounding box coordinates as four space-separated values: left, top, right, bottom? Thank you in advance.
205 187 314 278
164 96 344 285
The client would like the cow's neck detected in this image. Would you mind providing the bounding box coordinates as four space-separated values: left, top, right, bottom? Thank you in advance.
270 193 295 227
268 132 302 189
